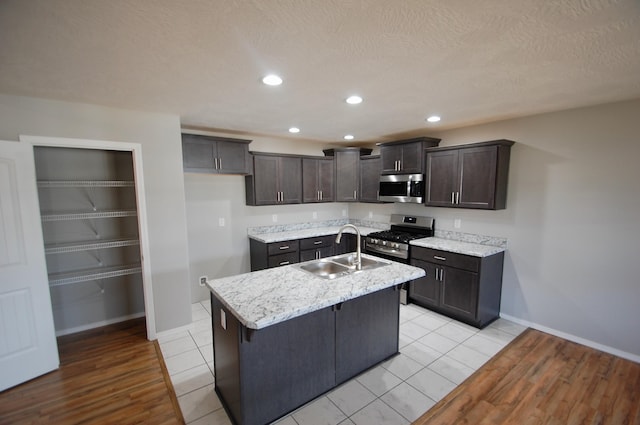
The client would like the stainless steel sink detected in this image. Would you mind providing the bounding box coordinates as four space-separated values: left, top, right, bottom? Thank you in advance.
331 254 386 271
296 253 390 279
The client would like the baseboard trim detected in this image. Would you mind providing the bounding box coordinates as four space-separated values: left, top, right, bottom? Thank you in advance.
54 312 146 337
499 313 640 363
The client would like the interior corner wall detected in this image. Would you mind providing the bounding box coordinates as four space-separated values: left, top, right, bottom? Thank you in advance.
0 94 192 333
182 130 352 302
397 99 639 358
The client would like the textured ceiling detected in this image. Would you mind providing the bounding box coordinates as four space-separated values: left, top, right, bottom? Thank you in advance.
1 0 639 143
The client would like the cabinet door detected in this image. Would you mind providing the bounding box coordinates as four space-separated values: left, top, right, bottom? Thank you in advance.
252 155 280 205
457 146 498 209
335 287 399 384
216 140 249 174
334 233 357 255
279 157 302 204
409 259 440 308
317 158 334 202
300 246 334 262
335 151 359 201
359 156 382 203
380 145 402 174
425 150 459 206
440 266 479 321
398 143 424 173
302 158 320 203
182 136 215 172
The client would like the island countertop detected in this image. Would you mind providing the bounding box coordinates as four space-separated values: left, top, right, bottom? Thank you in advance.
206 253 425 330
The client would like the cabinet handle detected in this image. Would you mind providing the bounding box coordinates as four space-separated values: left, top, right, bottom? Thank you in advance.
218 158 222 170
440 268 445 281
434 255 446 261
320 190 323 201
279 245 289 250
313 241 322 245
451 192 455 204
456 191 460 204
353 190 357 199
279 261 290 266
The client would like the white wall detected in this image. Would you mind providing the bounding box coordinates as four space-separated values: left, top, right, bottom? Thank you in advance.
0 94 192 333
354 99 640 359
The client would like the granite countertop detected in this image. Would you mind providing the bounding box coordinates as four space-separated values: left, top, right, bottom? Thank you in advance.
206 253 424 330
248 225 383 243
411 237 505 257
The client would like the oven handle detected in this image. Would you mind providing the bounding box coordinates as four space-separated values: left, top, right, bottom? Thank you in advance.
366 244 407 259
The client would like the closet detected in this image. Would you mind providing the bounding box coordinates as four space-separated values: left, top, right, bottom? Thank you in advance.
34 146 145 336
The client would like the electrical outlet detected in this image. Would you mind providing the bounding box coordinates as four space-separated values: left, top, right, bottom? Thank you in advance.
199 276 207 286
342 209 347 217
218 217 225 227
454 219 462 229
368 211 373 218
272 214 278 222
312 211 317 219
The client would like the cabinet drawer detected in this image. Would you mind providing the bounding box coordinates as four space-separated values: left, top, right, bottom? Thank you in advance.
267 252 299 268
411 247 480 272
267 240 299 255
300 235 335 250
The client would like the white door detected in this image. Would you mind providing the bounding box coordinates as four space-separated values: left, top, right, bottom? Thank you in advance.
0 140 59 392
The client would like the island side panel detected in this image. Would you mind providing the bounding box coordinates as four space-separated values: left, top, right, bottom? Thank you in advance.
335 286 401 384
211 294 242 423
211 293 336 425
240 306 336 425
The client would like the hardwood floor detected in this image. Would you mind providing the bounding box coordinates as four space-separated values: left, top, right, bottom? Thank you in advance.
413 328 640 425
0 318 184 425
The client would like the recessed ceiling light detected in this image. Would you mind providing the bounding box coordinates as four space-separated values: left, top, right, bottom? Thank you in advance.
344 135 354 140
426 115 441 123
262 74 283 86
288 127 300 133
346 95 363 105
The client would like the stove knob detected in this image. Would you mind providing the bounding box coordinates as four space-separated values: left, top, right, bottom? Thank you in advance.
381 240 387 246
392 243 399 249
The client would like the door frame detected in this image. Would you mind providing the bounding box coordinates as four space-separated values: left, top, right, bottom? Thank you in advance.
20 135 157 340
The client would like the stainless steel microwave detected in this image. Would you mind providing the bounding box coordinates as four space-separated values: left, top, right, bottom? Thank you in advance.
378 174 424 203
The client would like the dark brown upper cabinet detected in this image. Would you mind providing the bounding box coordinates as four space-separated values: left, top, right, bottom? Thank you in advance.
323 148 372 202
425 139 514 210
359 155 387 203
245 153 302 205
379 137 440 175
182 133 251 174
302 157 335 203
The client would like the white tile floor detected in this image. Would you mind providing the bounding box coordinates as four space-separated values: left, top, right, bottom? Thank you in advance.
158 300 526 425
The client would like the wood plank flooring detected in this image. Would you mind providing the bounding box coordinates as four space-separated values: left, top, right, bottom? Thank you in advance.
0 318 184 425
413 328 640 425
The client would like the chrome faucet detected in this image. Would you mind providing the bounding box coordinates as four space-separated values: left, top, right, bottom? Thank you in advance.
335 224 362 271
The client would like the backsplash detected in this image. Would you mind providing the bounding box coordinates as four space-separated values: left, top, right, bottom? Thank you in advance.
247 220 506 248
434 230 507 248
247 218 388 236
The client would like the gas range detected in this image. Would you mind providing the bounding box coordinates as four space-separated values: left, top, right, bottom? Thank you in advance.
365 214 434 262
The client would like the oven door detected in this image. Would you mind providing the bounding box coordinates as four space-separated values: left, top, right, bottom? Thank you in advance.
364 241 409 263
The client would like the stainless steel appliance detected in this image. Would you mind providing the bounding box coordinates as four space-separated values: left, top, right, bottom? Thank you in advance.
378 173 425 203
365 214 435 303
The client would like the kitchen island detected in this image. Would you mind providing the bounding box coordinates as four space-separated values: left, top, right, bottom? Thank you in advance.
206 253 425 425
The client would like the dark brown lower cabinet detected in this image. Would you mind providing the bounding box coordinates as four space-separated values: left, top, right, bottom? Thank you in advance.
211 286 400 425
409 246 504 328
